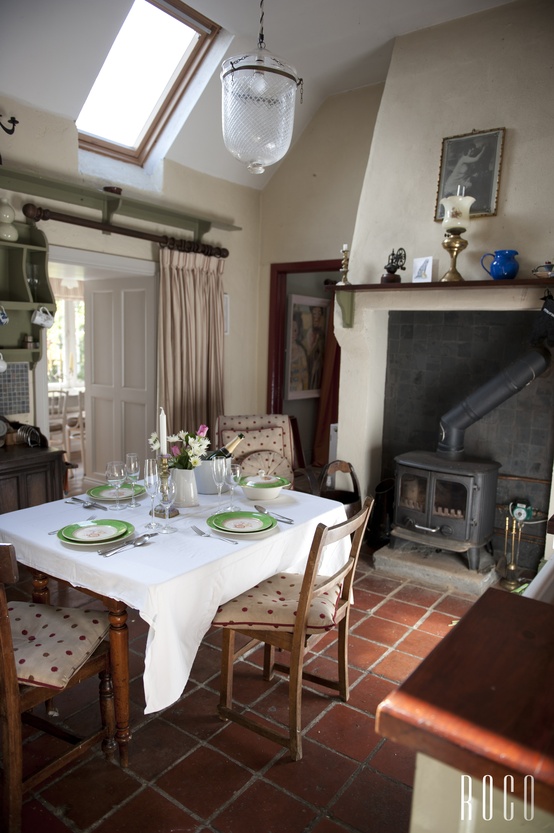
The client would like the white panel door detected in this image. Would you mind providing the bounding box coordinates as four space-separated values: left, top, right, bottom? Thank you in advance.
85 274 157 483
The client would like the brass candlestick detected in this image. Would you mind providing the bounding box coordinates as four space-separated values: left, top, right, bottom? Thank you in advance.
339 245 350 284
440 231 468 282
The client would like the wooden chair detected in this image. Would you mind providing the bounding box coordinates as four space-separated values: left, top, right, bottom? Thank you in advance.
213 497 373 760
0 543 116 833
318 459 362 519
215 413 317 491
64 390 86 473
48 390 67 444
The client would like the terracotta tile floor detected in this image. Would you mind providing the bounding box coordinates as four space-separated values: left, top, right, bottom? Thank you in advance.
5 544 479 833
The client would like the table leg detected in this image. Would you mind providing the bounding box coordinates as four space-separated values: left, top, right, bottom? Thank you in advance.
106 600 131 768
31 570 50 604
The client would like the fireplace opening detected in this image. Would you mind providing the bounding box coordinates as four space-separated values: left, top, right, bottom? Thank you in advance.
381 311 554 573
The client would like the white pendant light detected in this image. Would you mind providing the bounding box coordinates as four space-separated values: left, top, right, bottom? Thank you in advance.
221 0 302 174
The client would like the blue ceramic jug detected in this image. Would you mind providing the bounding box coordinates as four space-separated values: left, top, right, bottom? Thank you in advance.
480 249 519 280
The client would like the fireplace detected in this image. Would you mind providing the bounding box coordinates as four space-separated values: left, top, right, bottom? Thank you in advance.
389 345 551 570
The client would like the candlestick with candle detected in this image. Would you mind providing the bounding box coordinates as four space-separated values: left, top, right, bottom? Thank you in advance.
159 407 167 452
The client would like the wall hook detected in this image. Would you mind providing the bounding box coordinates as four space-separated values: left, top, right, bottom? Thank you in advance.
0 116 19 136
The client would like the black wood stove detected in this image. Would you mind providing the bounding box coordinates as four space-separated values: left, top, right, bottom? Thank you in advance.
390 347 551 570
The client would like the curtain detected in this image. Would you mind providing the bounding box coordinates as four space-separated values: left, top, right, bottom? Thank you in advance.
158 248 225 438
312 296 340 467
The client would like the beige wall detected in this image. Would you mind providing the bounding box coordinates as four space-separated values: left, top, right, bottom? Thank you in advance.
1 81 380 422
337 0 554 497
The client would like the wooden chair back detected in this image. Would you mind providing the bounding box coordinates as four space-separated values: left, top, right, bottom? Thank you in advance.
318 459 362 518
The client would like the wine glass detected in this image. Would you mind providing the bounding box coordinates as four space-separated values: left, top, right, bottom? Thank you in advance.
144 458 162 529
158 471 177 534
224 463 241 511
105 460 126 510
125 452 140 509
212 457 227 512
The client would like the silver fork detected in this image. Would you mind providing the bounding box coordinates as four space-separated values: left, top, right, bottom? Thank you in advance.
191 525 238 545
49 514 96 535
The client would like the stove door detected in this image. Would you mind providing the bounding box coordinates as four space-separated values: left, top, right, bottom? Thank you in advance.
430 473 472 540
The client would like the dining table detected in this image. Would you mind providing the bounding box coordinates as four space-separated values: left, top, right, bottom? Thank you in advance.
0 484 349 765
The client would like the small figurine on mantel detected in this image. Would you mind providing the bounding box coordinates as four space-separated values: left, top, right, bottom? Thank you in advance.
381 248 406 284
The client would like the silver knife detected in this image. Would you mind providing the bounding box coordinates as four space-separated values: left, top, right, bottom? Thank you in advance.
98 532 158 556
254 505 294 524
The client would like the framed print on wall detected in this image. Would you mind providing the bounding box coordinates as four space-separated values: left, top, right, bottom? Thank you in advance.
434 128 505 221
286 295 330 400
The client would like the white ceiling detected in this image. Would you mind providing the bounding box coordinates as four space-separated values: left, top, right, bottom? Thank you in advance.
2 0 512 189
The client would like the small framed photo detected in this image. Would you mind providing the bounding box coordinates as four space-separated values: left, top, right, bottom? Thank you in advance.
434 128 505 221
412 257 433 283
285 295 330 400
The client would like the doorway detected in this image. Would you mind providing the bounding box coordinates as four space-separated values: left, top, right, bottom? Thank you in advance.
266 259 341 465
44 247 158 483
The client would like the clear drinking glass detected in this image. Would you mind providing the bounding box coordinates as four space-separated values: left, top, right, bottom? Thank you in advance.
105 460 126 510
125 452 140 509
224 463 241 511
144 458 161 529
158 471 177 534
212 457 227 511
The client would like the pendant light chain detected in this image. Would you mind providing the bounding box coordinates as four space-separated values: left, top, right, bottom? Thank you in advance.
258 0 265 49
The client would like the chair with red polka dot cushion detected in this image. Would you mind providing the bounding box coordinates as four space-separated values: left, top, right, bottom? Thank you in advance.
212 497 373 761
0 543 116 833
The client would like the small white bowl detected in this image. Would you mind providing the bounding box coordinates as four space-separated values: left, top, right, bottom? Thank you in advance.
239 471 290 501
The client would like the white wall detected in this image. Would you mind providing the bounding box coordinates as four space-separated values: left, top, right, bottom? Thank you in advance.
337 0 554 500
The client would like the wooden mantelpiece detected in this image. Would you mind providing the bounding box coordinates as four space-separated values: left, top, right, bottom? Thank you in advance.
376 587 554 814
333 277 554 327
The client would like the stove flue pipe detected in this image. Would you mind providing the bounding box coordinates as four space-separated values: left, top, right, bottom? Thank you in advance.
437 348 551 460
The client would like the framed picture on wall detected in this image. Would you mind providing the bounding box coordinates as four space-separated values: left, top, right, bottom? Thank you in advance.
285 295 330 400
434 127 505 220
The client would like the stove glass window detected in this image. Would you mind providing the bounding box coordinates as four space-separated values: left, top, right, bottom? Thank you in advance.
433 479 467 520
399 473 427 513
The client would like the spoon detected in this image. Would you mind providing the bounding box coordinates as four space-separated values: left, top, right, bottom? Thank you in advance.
254 505 294 524
99 532 158 557
66 497 108 511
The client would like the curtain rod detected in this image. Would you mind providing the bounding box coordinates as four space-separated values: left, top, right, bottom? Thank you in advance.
22 203 230 258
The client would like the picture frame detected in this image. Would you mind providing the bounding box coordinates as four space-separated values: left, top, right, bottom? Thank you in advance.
285 295 330 400
412 256 433 283
434 128 505 221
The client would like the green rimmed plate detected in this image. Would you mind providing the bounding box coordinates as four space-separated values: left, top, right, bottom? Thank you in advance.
207 511 276 534
58 519 134 546
87 484 146 501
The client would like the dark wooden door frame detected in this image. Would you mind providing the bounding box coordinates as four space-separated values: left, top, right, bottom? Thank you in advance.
266 259 341 413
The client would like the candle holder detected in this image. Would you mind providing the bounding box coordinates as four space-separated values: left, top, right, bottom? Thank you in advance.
155 455 179 518
338 245 350 285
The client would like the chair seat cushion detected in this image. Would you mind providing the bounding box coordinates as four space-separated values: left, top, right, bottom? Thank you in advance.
213 573 341 633
8 602 110 690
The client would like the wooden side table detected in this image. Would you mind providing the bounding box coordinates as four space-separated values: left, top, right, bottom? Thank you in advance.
376 587 554 815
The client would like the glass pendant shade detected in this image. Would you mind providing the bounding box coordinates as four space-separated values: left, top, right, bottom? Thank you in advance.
221 48 300 174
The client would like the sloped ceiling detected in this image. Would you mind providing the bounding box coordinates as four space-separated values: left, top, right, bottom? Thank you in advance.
1 0 513 189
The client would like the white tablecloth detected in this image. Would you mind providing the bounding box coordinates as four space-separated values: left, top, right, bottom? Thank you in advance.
0 489 348 712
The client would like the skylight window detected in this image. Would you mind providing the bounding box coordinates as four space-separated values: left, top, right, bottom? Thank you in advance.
76 0 219 165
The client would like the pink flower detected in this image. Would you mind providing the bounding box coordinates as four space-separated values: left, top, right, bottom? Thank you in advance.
170 444 181 457
197 424 209 437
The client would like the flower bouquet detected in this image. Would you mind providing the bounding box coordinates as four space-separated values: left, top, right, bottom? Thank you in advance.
148 424 210 469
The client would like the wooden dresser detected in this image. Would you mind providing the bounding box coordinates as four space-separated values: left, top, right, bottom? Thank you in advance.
0 445 64 513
